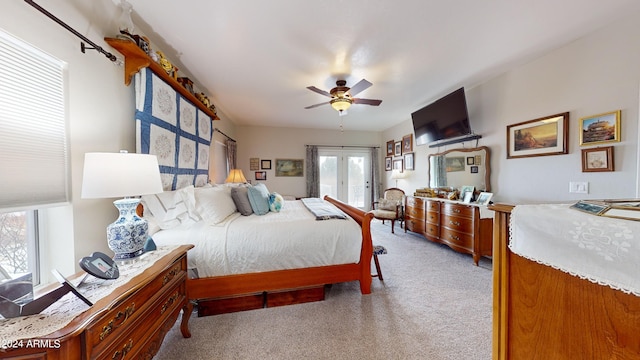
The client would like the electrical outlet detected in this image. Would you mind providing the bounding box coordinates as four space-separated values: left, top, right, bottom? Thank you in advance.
569 181 589 194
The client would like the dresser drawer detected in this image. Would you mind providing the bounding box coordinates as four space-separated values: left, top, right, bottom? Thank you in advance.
441 214 474 234
405 218 425 234
426 211 439 224
95 281 186 360
85 256 187 356
441 202 474 218
440 227 473 251
425 200 440 212
406 206 425 219
425 223 439 238
406 196 424 209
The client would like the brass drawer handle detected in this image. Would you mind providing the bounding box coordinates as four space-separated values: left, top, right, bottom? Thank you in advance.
449 234 460 241
162 265 181 285
112 339 133 360
100 303 135 341
161 292 180 314
452 208 461 213
449 220 460 226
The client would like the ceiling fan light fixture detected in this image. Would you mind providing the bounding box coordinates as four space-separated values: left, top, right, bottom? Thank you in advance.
330 97 352 112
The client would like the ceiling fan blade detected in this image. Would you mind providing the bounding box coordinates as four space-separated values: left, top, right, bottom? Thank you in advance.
304 101 330 109
353 98 382 106
306 86 332 97
348 79 373 96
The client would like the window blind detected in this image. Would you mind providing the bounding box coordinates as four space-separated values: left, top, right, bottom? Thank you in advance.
0 30 69 212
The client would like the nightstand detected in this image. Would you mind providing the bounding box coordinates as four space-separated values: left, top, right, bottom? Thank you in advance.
0 245 193 360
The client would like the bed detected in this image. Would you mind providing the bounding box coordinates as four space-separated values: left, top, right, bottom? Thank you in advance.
490 203 640 359
139 185 373 327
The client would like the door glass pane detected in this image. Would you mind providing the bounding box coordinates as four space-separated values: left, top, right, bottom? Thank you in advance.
319 155 338 199
347 156 365 208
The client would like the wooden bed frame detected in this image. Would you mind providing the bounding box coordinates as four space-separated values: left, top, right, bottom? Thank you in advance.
141 195 374 333
490 204 640 359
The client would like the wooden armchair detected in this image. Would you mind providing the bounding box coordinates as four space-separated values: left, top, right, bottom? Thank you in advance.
370 188 405 233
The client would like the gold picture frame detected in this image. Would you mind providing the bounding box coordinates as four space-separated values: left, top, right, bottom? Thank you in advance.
507 112 569 159
386 140 394 156
579 110 621 146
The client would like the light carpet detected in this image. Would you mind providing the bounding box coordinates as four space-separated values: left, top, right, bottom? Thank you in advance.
155 220 493 360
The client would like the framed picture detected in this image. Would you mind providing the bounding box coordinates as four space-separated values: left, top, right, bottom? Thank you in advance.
394 141 402 157
460 185 475 203
466 156 474 165
579 110 621 146
392 158 403 172
275 159 304 177
255 171 267 180
385 156 392 171
470 165 478 173
404 152 414 170
507 112 569 159
582 146 614 172
476 192 493 206
474 155 482 165
386 140 394 156
402 134 413 153
570 200 608 215
261 159 271 169
445 157 465 172
249 157 260 170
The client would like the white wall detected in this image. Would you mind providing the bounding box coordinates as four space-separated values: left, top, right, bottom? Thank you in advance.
383 10 640 204
236 126 381 198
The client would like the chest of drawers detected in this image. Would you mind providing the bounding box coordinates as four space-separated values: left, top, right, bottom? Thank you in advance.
405 197 492 265
0 245 193 360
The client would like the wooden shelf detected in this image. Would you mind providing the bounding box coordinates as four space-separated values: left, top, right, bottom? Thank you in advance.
105 37 219 120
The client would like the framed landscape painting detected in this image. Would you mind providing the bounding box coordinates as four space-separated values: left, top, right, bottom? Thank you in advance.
275 159 303 176
507 112 569 159
579 110 620 146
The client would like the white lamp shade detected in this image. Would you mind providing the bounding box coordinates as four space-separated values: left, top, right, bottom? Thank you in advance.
225 169 247 183
81 152 163 199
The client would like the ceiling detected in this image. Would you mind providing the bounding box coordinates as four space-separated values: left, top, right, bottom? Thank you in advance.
124 0 640 132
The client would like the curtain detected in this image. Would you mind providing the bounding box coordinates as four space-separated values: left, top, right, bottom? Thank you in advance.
225 139 237 171
432 155 447 188
370 147 381 209
305 145 319 198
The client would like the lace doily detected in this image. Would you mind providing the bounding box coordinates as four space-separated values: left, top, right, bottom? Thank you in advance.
0 246 177 343
509 204 640 297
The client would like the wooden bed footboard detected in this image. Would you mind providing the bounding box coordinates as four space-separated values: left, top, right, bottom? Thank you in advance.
490 204 640 359
186 195 374 302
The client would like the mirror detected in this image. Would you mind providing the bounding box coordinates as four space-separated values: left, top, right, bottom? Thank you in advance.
428 146 491 192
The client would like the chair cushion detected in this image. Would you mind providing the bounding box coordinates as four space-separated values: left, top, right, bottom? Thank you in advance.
370 209 397 220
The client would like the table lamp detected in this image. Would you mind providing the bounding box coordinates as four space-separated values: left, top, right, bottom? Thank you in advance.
81 151 163 261
225 169 247 184
391 169 405 187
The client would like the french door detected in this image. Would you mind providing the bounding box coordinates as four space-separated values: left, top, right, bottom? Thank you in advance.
318 149 371 210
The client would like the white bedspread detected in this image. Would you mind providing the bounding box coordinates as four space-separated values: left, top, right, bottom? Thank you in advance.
151 200 362 277
510 203 640 296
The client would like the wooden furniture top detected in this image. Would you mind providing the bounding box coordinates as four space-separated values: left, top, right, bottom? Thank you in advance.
104 37 219 121
34 245 192 340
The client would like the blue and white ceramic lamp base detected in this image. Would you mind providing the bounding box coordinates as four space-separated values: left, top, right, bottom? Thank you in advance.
107 198 148 261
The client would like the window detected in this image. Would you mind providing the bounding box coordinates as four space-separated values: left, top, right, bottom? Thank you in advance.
0 30 68 285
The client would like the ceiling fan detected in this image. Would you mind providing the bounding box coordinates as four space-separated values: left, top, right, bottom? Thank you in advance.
305 79 382 116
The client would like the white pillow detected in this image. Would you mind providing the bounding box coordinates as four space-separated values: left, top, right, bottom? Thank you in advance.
141 185 200 229
194 186 238 224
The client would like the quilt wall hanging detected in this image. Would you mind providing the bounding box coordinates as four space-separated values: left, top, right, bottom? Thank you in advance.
135 67 211 191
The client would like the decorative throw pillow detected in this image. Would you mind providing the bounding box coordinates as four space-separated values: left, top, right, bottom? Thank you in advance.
378 198 398 211
247 183 270 215
231 186 253 216
268 192 284 212
141 185 200 229
194 186 237 224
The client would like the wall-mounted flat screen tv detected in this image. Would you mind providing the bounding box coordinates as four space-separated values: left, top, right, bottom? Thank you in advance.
411 87 472 146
